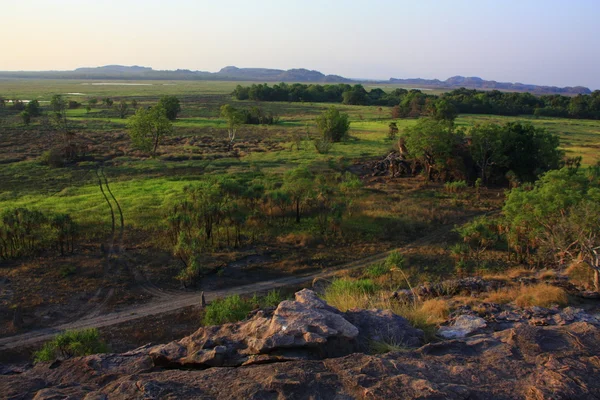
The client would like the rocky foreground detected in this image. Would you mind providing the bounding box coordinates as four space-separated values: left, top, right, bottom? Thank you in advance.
2 289 600 399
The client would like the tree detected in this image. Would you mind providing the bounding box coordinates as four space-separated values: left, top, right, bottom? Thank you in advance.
503 168 600 288
116 100 129 119
220 104 244 150
103 98 113 107
433 99 458 121
402 118 462 181
315 106 350 142
388 122 399 140
282 167 314 223
127 105 173 156
157 95 181 121
25 100 41 117
469 123 509 183
20 111 31 125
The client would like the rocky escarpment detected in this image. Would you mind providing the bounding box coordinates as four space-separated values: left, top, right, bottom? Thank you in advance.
2 289 600 399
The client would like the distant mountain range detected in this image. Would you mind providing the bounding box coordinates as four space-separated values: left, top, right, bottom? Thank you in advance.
0 65 591 95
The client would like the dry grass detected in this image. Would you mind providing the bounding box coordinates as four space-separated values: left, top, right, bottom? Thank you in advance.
481 267 533 282
565 261 595 290
483 283 568 307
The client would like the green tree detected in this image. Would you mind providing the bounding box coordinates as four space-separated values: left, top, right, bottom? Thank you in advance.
116 100 129 119
25 100 41 117
282 167 314 223
220 104 244 149
402 118 462 181
503 168 600 288
315 106 350 142
433 99 458 121
469 123 509 183
20 110 31 125
157 95 181 120
127 105 173 156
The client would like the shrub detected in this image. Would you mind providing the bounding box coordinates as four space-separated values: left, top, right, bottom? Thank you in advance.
385 251 405 269
40 149 64 168
314 137 334 154
444 180 468 193
261 289 282 307
33 329 107 363
203 294 253 326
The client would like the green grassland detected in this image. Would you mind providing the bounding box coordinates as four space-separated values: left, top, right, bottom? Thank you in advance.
1 80 599 244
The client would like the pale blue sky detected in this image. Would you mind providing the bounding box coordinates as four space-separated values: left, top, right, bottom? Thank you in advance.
1 0 598 88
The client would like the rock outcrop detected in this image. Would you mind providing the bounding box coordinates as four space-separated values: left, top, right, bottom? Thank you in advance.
2 289 600 399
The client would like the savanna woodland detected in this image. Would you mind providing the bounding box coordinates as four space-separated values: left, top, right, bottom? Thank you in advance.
1 79 599 372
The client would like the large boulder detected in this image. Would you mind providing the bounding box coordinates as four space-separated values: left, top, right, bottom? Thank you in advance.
149 289 361 368
344 308 423 349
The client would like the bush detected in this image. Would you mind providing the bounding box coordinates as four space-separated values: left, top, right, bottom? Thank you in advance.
40 149 65 168
34 329 107 363
261 289 282 307
203 294 253 326
314 137 334 154
444 180 468 193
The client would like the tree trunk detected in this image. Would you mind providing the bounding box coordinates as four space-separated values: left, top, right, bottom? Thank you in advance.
296 200 300 223
594 269 599 293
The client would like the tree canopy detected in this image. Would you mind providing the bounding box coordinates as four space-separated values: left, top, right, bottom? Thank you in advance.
157 95 181 121
315 106 350 142
127 104 173 156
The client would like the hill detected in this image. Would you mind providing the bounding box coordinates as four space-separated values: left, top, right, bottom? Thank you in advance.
390 75 591 94
0 65 591 94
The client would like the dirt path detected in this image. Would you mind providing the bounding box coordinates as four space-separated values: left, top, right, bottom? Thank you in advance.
0 213 483 352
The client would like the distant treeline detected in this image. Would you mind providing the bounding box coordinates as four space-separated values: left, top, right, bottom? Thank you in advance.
232 83 600 120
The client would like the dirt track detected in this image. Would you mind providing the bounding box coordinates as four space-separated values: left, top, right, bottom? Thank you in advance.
0 214 479 352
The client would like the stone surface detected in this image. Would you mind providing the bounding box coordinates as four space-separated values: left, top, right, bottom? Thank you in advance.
3 290 600 399
344 308 423 349
3 322 600 399
438 315 487 339
150 289 365 368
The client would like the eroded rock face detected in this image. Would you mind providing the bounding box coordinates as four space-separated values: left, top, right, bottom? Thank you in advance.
3 322 600 399
3 290 600 399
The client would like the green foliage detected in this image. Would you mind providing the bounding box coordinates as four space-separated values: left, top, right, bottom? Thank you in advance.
34 329 107 363
127 104 173 156
39 149 65 168
444 180 468 193
313 137 334 154
157 95 181 121
365 262 391 278
116 100 129 119
315 106 350 142
261 289 282 307
220 104 244 146
20 110 31 125
203 294 253 325
0 207 77 260
385 251 405 269
25 99 41 117
403 118 462 181
503 168 600 270
454 216 498 261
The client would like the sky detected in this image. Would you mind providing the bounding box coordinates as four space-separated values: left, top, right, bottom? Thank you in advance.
1 0 598 89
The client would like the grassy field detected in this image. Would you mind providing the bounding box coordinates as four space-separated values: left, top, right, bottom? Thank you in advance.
1 80 599 230
1 79 599 337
